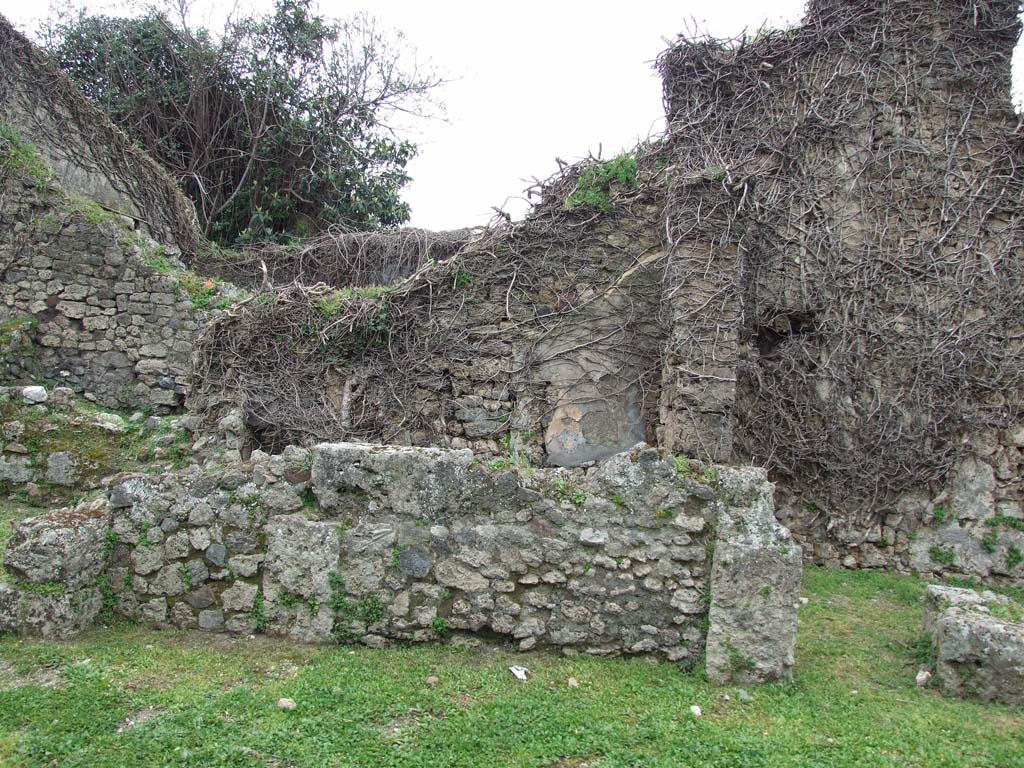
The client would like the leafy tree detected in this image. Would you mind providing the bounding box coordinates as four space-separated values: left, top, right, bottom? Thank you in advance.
43 0 441 244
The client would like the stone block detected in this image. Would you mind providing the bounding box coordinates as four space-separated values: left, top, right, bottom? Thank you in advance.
3 499 109 590
706 468 802 685
923 584 1024 705
45 451 78 486
0 583 102 639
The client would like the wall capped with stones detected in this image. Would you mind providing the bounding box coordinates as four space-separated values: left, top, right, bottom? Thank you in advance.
1 442 802 683
193 201 669 470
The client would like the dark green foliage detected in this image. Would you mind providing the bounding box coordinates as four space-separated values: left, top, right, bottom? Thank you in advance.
44 0 439 245
251 592 266 633
981 528 999 554
430 616 449 637
986 513 1024 533
1007 545 1023 570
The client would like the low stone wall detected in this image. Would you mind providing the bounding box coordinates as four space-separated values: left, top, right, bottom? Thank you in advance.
778 426 1024 589
922 584 1024 705
0 443 802 684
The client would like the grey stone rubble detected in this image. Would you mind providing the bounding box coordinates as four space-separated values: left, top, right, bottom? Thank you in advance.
0 385 195 497
0 442 801 684
922 584 1024 705
0 497 108 639
778 427 1024 588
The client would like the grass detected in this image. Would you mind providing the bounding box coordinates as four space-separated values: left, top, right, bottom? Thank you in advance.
317 286 390 318
0 394 194 508
143 249 238 310
0 566 1021 766
0 124 52 185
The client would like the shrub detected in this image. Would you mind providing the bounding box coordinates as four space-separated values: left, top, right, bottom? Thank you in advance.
565 153 638 212
43 0 442 245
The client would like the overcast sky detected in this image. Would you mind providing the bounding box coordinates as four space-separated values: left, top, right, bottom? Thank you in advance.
3 0 1023 230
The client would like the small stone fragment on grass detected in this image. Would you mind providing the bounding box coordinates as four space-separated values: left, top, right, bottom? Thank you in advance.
277 698 296 711
425 675 439 687
915 669 932 686
689 705 702 718
567 677 579 688
21 386 47 404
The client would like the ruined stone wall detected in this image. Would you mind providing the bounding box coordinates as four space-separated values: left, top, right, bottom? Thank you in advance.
0 144 229 411
656 0 1024 585
193 191 670 468
0 16 201 254
1 443 802 683
777 426 1024 586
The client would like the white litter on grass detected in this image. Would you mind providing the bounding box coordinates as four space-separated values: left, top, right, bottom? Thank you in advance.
277 698 297 711
689 705 702 718
509 665 530 682
116 706 160 733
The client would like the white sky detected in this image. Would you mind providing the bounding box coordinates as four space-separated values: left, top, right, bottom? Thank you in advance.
3 0 1023 230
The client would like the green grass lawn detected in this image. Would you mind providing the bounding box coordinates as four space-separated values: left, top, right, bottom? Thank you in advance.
0 566 1021 767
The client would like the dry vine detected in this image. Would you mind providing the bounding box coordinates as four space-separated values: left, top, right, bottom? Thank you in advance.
0 17 202 254
190 145 671 452
656 0 1024 517
193 0 1022 524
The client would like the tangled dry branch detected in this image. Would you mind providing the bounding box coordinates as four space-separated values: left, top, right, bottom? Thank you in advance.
657 0 1024 516
0 17 202 254
190 145 671 452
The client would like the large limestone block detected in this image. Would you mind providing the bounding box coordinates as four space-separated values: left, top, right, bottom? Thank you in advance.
706 468 802 684
923 584 1024 705
262 513 342 643
311 442 538 520
0 583 102 639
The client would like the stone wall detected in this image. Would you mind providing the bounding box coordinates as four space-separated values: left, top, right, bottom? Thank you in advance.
778 426 1024 587
0 384 199 507
193 198 669 468
0 16 201 254
0 442 802 684
655 0 1024 585
0 142 233 411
